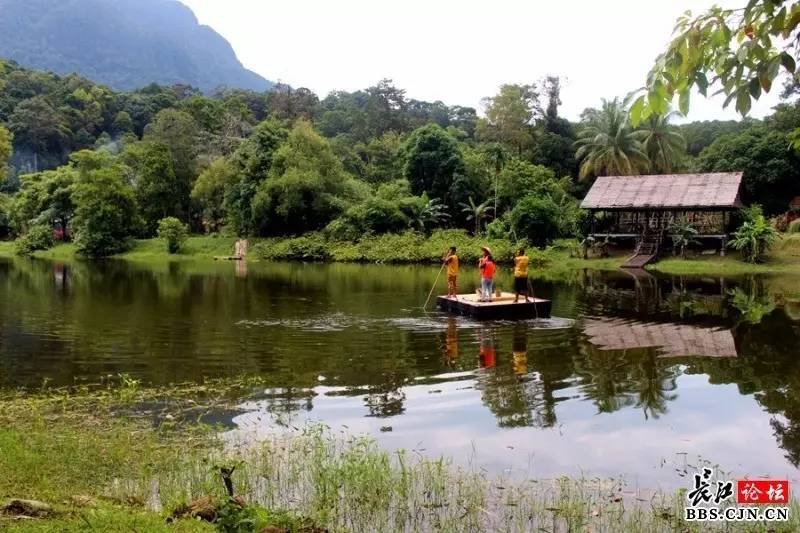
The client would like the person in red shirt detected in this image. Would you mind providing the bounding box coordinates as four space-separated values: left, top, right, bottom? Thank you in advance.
478 246 496 302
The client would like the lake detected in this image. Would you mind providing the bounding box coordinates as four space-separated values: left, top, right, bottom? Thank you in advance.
2 256 799 490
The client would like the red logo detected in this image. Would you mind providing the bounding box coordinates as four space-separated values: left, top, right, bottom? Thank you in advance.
736 479 789 504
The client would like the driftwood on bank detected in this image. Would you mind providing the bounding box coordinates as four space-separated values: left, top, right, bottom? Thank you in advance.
1 499 54 517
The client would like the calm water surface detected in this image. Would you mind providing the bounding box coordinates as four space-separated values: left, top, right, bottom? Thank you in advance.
2 257 800 489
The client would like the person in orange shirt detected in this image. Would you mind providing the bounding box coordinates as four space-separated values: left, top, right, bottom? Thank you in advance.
478 246 496 302
443 246 459 298
513 248 531 303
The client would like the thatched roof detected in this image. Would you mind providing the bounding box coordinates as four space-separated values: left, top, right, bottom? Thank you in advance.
583 317 737 358
581 172 743 210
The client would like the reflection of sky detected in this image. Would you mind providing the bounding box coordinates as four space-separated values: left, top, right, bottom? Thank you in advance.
231 371 799 491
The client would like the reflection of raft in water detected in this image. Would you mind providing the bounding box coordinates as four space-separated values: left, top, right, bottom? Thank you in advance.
436 292 551 320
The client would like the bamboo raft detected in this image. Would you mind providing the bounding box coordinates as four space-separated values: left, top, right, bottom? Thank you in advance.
437 292 551 320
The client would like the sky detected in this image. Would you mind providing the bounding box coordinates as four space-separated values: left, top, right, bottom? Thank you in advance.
180 0 782 122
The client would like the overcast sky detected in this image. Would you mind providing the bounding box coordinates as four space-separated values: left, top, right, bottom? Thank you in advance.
180 0 782 122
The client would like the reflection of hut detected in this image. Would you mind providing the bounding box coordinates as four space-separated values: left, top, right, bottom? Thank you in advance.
582 173 744 265
583 317 737 358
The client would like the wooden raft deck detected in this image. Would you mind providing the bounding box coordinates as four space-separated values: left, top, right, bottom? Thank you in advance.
436 292 551 320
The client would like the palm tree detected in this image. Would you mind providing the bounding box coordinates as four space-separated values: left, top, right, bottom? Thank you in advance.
459 196 493 235
669 217 700 258
411 197 450 234
635 111 686 173
574 98 650 180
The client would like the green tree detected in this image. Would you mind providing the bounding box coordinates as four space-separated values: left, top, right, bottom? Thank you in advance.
121 141 184 235
402 124 465 206
191 157 238 233
697 126 800 215
10 166 76 234
71 167 139 257
251 120 355 235
495 160 569 215
634 1 799 123
635 112 687 174
112 111 134 136
143 108 199 185
510 195 563 247
156 216 189 254
266 84 319 122
224 119 288 235
459 196 493 235
365 79 408 135
575 98 649 180
477 84 538 155
0 193 11 237
0 124 11 180
9 96 71 167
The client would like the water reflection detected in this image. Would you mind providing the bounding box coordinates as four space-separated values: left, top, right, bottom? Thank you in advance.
2 257 800 485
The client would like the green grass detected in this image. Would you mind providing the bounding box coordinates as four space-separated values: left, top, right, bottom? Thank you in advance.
653 234 800 275
2 381 798 532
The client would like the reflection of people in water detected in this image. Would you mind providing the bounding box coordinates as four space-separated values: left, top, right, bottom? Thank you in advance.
512 323 528 375
478 327 496 368
53 262 69 292
443 316 459 366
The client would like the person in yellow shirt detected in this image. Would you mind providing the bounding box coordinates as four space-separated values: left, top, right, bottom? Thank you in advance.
513 248 531 303
443 246 459 298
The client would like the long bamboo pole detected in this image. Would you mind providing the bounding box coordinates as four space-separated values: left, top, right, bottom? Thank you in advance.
423 261 446 310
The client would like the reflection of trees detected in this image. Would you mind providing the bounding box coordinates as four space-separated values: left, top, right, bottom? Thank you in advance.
729 283 776 326
685 310 800 466
575 343 679 420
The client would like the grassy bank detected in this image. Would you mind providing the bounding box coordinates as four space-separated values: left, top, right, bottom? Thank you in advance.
652 234 800 275
1 381 798 532
2 232 800 276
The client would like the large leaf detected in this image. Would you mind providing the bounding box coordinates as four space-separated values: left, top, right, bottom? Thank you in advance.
780 51 797 74
679 89 691 115
629 95 646 126
736 90 752 115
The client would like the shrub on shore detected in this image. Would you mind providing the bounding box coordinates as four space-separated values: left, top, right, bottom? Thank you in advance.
14 224 54 255
252 229 525 264
157 216 189 254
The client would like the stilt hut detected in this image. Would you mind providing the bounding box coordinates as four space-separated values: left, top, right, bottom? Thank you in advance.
581 172 744 267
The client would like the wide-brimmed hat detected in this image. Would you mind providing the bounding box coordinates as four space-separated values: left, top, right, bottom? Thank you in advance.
480 246 492 255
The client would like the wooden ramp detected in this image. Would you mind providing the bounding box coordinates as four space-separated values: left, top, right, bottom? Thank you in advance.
621 253 657 269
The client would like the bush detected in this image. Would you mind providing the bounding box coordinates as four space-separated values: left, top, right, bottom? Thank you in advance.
72 168 139 257
252 233 331 261
15 224 54 255
251 229 524 264
486 218 509 240
509 195 562 247
730 206 779 263
0 193 11 238
156 217 188 254
788 219 800 234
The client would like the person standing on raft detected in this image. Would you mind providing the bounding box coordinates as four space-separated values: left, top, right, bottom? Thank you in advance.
443 246 459 299
478 246 496 302
513 248 531 303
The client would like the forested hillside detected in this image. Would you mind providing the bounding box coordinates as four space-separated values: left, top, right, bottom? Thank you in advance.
0 59 798 257
0 0 271 93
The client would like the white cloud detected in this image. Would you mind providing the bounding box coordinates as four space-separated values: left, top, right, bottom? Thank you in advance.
180 0 782 121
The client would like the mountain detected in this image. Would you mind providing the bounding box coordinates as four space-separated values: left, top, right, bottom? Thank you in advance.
0 0 273 92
